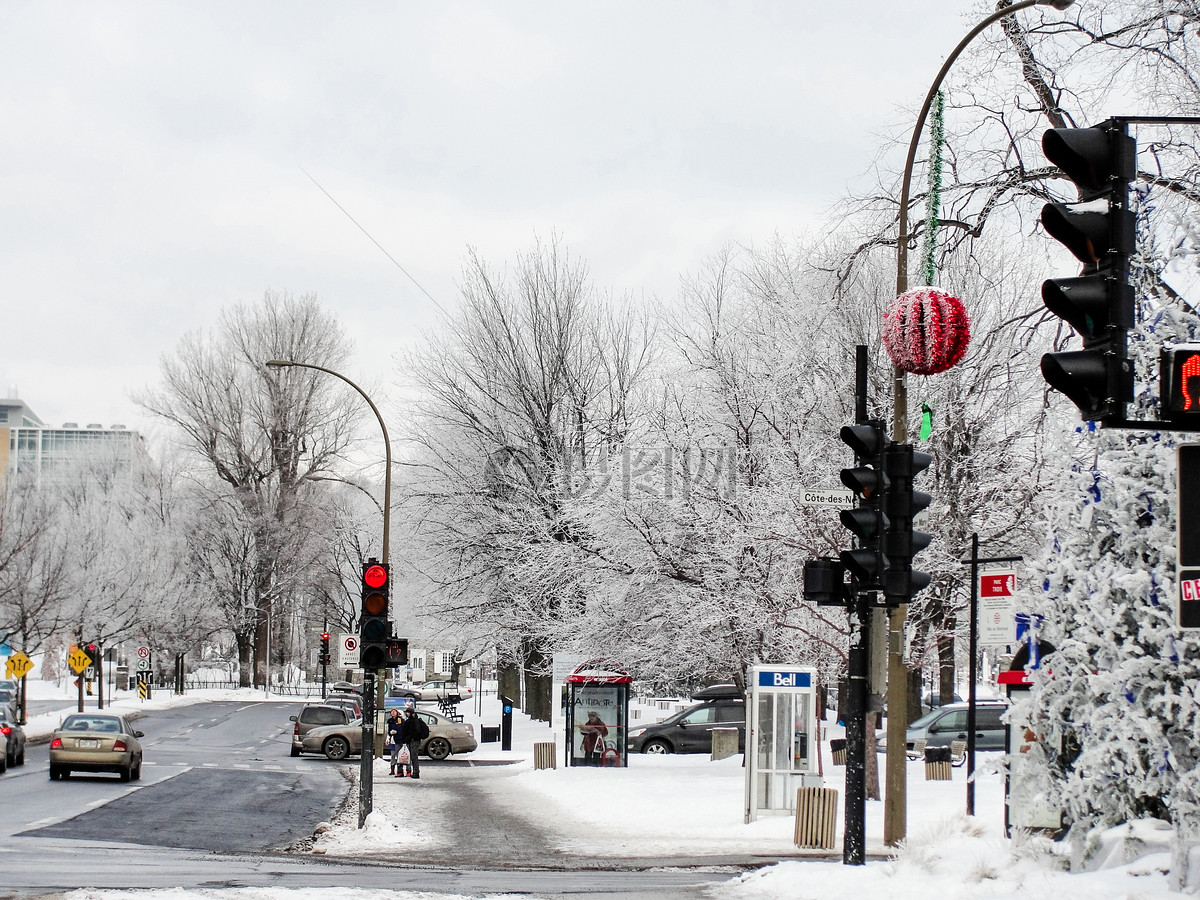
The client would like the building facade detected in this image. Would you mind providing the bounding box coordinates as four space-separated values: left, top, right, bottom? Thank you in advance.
1 396 145 486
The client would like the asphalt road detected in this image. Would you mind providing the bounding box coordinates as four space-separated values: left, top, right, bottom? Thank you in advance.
0 699 740 898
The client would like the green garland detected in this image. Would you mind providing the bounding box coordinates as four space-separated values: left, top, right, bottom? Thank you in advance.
920 90 945 288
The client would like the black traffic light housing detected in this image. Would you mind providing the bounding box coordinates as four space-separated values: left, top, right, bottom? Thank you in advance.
838 421 888 590
359 559 391 670
881 443 933 605
320 631 331 667
1040 120 1137 424
803 557 848 606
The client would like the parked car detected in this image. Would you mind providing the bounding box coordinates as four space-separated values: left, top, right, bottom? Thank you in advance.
299 709 478 761
0 707 26 767
627 698 746 754
288 704 351 757
329 681 361 695
878 701 1009 752
49 713 144 781
418 680 471 703
323 694 363 720
0 688 19 719
0 727 7 774
387 682 423 701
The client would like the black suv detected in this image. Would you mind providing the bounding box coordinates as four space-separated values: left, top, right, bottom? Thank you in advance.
627 698 746 754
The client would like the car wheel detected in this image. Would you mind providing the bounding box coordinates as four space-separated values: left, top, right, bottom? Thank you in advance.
0 754 6 774
643 739 672 755
323 735 351 761
424 737 451 761
49 765 61 780
119 763 132 782
16 746 25 766
132 758 142 781
290 745 301 758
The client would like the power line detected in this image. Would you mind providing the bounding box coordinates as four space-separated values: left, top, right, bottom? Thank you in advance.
299 166 447 315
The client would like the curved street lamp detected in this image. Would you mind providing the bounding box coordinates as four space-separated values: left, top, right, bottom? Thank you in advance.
883 0 1077 849
264 360 392 564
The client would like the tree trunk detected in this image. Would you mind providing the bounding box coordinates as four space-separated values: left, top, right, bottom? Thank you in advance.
523 641 551 723
938 617 957 706
236 632 253 688
907 668 924 724
498 659 521 707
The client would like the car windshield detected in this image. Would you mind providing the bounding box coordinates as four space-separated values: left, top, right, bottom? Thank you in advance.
907 708 945 729
63 716 122 732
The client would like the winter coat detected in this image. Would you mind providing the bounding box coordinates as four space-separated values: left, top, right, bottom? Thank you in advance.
400 713 430 744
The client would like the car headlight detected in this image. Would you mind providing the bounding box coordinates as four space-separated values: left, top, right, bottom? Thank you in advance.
628 727 647 738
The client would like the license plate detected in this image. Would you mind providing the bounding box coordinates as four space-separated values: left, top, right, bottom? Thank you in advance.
77 739 100 749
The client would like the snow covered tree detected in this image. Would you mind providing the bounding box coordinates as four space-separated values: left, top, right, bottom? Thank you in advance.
1025 181 1200 866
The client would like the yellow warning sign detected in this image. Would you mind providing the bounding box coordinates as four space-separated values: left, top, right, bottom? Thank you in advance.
68 646 93 675
5 651 33 679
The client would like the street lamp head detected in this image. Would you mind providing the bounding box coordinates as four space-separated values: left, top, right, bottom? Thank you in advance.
265 360 292 368
1040 0 1075 9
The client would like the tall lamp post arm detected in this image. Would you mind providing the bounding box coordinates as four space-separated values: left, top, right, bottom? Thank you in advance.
265 360 392 565
896 0 1068 298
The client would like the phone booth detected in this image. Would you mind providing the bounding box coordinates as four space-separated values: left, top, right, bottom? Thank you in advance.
746 665 819 822
565 659 630 768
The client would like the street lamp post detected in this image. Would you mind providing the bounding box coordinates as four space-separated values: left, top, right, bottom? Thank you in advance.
265 359 392 828
884 0 1076 846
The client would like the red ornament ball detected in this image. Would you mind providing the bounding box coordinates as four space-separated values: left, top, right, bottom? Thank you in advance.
882 288 971 375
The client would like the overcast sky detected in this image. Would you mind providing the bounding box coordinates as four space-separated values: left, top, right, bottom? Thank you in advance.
2 1 981 436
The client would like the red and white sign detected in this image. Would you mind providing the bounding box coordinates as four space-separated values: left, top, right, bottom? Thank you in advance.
979 569 1017 645
1181 578 1200 602
338 634 360 669
136 645 151 659
980 570 1015 598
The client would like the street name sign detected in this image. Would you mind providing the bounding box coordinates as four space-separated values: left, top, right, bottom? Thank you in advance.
801 488 855 508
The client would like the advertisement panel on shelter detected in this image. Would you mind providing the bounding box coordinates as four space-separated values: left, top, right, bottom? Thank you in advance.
569 685 624 766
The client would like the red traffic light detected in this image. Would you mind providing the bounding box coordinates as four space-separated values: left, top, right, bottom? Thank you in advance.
363 565 388 589
321 632 330 642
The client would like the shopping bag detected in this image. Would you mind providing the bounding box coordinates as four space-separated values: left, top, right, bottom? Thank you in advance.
398 744 411 765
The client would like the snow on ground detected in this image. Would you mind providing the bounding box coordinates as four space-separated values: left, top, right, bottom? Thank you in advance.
15 680 1189 899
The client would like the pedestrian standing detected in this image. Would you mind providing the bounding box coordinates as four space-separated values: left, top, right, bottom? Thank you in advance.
400 708 430 779
386 709 403 775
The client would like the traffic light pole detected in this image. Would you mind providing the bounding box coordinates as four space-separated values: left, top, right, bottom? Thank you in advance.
963 537 1023 817
359 670 375 827
887 0 1077 846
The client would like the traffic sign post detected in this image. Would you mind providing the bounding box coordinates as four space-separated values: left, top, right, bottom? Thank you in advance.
963 537 1022 818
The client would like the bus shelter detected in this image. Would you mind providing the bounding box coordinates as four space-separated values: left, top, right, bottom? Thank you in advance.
745 665 819 822
565 660 631 767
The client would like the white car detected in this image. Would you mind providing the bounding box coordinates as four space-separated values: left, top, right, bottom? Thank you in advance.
418 680 471 703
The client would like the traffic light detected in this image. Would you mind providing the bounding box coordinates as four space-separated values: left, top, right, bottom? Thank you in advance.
359 559 391 670
320 632 331 667
881 443 933 604
1040 120 1137 424
386 638 409 667
803 557 847 607
838 421 888 589
1161 344 1200 422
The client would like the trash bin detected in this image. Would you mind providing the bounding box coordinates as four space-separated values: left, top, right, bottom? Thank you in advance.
830 738 846 766
480 725 500 743
794 786 838 849
925 745 952 780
